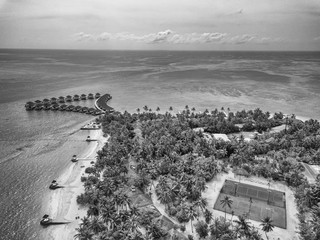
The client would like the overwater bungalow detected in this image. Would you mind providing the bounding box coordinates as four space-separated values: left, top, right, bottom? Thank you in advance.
59 104 68 111
73 106 82 112
88 93 94 99
35 103 43 110
95 93 101 98
65 95 73 102
42 98 50 104
73 94 80 101
80 94 87 100
25 101 35 110
66 105 75 111
43 103 51 110
50 97 58 104
80 107 89 113
51 104 59 111
87 108 96 114
58 96 65 103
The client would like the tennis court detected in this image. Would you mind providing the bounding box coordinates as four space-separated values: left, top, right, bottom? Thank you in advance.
213 180 287 228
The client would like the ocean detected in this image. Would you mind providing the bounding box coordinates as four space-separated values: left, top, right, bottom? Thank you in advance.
0 49 319 239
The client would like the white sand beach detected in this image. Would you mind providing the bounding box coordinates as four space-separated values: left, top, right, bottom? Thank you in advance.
46 127 107 240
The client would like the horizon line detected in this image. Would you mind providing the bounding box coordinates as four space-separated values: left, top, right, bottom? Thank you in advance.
0 47 319 53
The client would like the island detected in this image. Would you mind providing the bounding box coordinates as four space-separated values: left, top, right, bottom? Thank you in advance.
51 105 320 240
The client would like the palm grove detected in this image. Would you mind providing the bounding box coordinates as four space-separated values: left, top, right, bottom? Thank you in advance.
75 106 320 240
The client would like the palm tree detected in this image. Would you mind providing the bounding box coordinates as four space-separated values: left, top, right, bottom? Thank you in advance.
204 208 213 224
156 107 160 112
220 196 233 220
248 197 253 216
89 217 105 234
185 105 189 110
187 206 198 233
169 106 173 111
191 107 196 112
260 216 274 240
194 197 208 214
143 105 148 112
234 215 252 239
136 108 140 114
230 210 235 228
74 225 94 240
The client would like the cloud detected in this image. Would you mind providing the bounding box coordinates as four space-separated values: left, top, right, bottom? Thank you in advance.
74 30 283 45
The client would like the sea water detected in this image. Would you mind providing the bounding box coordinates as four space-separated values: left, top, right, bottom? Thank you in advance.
0 49 319 239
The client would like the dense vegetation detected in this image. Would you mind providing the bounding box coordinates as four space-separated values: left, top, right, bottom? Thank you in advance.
75 106 320 240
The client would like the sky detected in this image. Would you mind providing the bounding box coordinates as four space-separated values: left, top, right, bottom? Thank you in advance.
0 0 319 51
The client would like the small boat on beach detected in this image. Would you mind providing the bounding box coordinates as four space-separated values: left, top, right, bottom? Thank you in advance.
71 155 78 162
80 94 87 100
40 214 70 226
73 94 80 101
88 93 94 99
49 180 64 190
65 95 73 102
86 136 97 142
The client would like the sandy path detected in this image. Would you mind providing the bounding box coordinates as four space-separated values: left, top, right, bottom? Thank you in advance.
46 128 107 240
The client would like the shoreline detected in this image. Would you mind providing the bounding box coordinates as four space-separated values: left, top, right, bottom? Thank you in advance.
45 121 107 240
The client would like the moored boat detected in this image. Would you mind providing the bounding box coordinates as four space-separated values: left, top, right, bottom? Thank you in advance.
95 93 101 98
